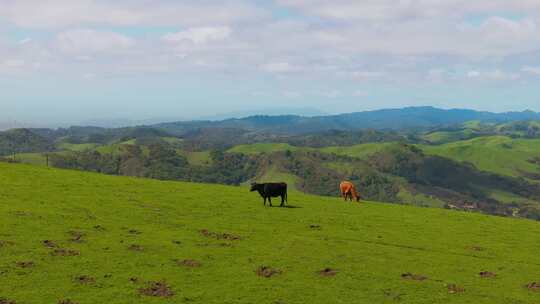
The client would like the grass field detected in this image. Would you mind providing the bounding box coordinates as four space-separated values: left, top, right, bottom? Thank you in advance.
12 153 47 166
57 142 102 152
0 163 539 303
320 142 397 159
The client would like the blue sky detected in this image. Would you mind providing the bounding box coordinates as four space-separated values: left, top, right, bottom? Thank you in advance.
1 0 540 126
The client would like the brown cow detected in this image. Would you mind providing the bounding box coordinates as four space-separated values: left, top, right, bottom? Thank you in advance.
340 181 360 202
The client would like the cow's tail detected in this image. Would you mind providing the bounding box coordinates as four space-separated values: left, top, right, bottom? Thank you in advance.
285 184 288 203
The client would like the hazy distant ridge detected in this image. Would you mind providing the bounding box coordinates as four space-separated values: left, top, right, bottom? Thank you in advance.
155 106 540 135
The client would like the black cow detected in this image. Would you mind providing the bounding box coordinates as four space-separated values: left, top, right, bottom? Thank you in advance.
250 182 288 207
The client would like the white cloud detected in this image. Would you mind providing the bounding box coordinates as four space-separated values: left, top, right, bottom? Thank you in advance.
318 90 341 98
467 70 481 78
162 27 232 44
467 69 520 80
282 91 302 99
260 62 298 73
2 1 540 86
82 73 96 79
277 1 540 21
522 66 540 75
352 90 368 97
55 29 135 54
351 71 384 80
1 59 25 68
0 0 266 29
17 38 32 45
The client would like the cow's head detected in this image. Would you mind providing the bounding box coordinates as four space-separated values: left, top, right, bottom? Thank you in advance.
250 182 260 192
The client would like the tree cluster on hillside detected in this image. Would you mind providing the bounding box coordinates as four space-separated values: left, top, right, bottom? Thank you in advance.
50 143 258 186
0 129 54 156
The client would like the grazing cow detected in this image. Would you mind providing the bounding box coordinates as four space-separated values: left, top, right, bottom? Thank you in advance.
340 181 360 202
250 182 288 207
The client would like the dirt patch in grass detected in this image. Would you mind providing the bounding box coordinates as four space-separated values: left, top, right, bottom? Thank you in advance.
43 240 58 248
309 225 321 230
175 259 202 268
317 268 338 277
128 229 141 235
401 273 428 281
447 284 465 294
74 275 95 284
199 229 241 241
138 281 174 298
526 282 540 291
93 225 105 231
50 249 80 256
130 277 139 284
128 244 143 252
15 261 34 268
256 266 282 278
58 299 78 304
68 231 85 243
0 240 14 248
470 246 485 251
0 298 16 304
479 271 497 278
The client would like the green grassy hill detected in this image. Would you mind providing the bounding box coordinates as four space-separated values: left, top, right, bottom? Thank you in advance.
0 163 539 303
422 136 540 180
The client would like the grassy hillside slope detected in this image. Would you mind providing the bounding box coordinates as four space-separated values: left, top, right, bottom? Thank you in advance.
422 136 540 180
0 163 539 303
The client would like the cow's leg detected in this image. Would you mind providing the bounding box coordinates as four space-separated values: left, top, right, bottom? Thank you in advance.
280 194 285 207
263 197 266 206
268 197 272 207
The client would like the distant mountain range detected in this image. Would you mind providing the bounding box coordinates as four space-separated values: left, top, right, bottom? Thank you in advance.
155 106 540 135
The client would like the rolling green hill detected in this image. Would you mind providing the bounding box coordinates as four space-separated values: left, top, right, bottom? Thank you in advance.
0 163 539 303
422 136 540 180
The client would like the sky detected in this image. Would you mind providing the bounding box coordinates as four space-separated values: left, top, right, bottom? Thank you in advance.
1 0 540 126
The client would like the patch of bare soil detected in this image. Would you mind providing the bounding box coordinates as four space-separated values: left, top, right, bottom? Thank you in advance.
130 277 139 284
447 284 465 294
15 261 34 268
175 259 202 268
401 273 428 281
199 229 240 241
58 299 78 304
382 289 405 301
128 244 143 252
50 249 80 256
470 246 485 251
479 271 497 278
317 268 338 277
138 281 174 298
0 240 14 248
526 282 540 291
0 298 16 304
43 240 58 248
68 231 85 243
13 211 29 216
256 266 282 278
74 275 95 284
